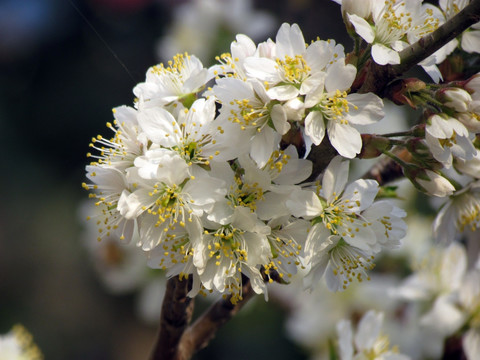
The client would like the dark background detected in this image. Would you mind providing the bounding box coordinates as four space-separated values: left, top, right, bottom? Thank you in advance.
0 0 348 358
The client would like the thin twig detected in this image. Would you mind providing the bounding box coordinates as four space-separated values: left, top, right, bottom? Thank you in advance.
150 276 194 360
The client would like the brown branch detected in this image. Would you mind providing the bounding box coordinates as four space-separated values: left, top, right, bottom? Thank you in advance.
176 278 255 360
359 0 480 95
305 136 339 181
150 276 194 360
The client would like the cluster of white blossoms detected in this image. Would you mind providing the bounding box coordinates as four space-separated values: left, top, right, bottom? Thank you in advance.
335 0 480 82
394 242 480 359
83 22 406 302
82 1 480 358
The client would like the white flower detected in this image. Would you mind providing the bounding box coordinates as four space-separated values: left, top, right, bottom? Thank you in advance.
263 216 309 282
433 181 480 243
133 53 213 108
212 77 284 167
243 23 335 102
336 310 411 360
0 325 43 360
455 151 480 178
118 150 226 250
304 60 384 158
348 1 442 65
82 107 145 243
393 242 467 301
193 206 271 303
287 157 404 291
425 114 476 168
138 97 241 169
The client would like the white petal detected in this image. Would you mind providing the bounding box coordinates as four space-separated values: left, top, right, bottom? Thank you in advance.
327 121 362 158
275 23 306 58
267 85 299 101
348 14 375 43
271 104 290 135
325 61 356 92
371 43 401 65
138 107 181 147
304 111 326 145
251 127 280 168
345 93 384 125
343 179 379 212
285 189 323 218
355 311 383 351
244 57 280 83
462 30 480 53
322 156 349 201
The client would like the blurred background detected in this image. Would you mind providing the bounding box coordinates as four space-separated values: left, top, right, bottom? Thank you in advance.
0 0 351 358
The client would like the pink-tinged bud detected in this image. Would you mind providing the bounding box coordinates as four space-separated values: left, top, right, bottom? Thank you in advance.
412 124 426 137
406 138 430 156
415 170 455 197
388 78 426 108
358 134 392 159
436 87 472 112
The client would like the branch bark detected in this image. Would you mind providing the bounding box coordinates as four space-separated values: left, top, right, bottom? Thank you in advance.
176 278 255 360
150 276 194 360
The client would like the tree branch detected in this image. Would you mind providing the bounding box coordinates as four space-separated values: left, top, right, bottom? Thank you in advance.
362 148 410 186
150 276 194 360
176 278 255 360
359 0 480 95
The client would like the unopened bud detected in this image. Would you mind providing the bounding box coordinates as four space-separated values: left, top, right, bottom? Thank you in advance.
341 0 373 19
406 137 444 171
436 87 472 112
342 0 374 36
358 134 392 159
388 78 426 108
414 169 455 197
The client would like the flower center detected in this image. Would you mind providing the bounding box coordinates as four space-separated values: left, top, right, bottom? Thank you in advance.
147 182 193 231
229 98 269 131
329 238 375 289
276 54 311 85
320 90 357 124
227 177 264 211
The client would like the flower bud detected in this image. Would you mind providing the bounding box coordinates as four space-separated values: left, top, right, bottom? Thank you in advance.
436 87 472 112
415 170 455 197
358 134 392 159
387 78 426 108
341 0 373 19
341 0 373 36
